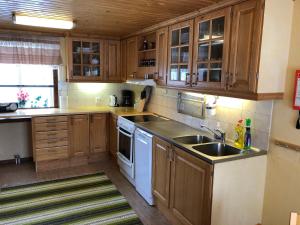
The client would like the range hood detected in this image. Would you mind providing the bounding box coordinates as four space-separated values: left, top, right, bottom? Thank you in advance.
125 79 156 86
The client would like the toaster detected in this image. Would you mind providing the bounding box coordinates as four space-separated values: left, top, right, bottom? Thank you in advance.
0 103 18 113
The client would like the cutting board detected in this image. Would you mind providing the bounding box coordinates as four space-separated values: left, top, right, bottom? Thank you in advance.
136 99 146 112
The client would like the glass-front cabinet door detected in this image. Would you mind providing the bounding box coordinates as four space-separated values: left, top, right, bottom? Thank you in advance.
192 8 231 89
167 20 194 87
68 38 104 82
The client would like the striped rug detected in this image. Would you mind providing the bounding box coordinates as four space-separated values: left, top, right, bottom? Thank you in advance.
0 172 143 225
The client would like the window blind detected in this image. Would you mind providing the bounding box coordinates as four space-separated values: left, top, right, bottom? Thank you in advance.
0 33 62 65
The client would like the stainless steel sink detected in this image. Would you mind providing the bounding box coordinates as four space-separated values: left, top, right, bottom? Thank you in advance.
173 135 213 145
192 143 251 157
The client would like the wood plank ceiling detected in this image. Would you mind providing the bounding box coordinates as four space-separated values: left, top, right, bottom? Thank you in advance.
0 0 220 37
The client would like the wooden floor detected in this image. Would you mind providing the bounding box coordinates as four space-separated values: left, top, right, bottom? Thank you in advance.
0 159 171 225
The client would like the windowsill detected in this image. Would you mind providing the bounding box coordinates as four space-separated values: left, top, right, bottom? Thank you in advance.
18 107 58 110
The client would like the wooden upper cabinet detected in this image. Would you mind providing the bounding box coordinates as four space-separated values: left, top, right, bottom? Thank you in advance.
105 40 121 82
192 8 231 90
152 136 172 207
126 36 138 79
90 114 108 154
228 0 262 94
67 38 104 82
155 27 169 86
170 147 213 225
121 39 127 81
167 20 194 87
69 114 89 157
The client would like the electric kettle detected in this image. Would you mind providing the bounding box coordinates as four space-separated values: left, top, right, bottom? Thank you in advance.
109 95 118 107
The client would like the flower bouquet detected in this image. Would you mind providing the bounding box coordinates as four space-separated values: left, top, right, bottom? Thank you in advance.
17 89 29 108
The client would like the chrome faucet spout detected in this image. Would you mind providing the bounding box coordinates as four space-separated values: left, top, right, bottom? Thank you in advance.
200 125 226 143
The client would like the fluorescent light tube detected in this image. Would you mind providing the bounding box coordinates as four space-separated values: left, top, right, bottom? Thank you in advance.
13 14 75 30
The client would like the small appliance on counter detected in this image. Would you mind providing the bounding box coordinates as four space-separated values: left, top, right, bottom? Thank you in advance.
136 86 152 112
121 90 134 107
109 95 119 107
0 103 18 113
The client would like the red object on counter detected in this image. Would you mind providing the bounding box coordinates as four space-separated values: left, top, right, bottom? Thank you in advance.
293 70 300 110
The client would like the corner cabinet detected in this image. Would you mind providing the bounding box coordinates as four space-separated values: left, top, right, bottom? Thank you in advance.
69 114 90 157
167 20 194 87
89 113 108 154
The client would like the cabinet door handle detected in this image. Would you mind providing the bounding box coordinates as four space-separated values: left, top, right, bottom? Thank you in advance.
154 72 159 81
225 72 229 90
229 73 234 88
167 146 171 161
192 73 198 86
185 73 191 86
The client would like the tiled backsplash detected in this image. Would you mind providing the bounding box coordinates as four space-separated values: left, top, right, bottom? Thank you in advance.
58 71 273 150
58 82 129 108
146 87 273 150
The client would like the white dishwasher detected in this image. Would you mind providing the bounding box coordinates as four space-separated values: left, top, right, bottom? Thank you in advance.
134 128 154 205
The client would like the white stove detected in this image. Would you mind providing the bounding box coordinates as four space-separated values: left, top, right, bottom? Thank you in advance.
117 115 167 186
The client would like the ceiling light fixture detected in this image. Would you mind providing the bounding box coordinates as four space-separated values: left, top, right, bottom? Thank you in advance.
12 14 75 30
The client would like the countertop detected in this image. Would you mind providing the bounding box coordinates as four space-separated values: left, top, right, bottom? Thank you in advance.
135 120 267 164
0 106 152 119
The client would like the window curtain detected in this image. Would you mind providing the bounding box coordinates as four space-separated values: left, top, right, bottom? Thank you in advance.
0 33 62 65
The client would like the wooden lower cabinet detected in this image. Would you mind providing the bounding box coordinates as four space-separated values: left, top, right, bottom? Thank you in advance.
152 136 213 225
109 113 118 159
152 136 172 207
69 114 90 157
90 113 108 154
32 113 109 171
170 147 213 225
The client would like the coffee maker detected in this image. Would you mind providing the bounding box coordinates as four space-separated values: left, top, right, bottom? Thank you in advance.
121 90 134 107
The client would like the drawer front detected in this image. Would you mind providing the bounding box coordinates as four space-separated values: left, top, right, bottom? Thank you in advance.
35 130 68 142
34 116 68 124
36 146 69 161
34 122 68 132
35 139 69 149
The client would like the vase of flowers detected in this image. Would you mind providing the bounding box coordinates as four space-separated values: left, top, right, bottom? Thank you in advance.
17 89 29 108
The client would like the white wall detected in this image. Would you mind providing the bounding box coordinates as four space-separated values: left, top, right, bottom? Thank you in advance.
262 1 300 224
0 121 32 160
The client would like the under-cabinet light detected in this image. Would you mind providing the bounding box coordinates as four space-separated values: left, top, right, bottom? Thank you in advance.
12 14 75 30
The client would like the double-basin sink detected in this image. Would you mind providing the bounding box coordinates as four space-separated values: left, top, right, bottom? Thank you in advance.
173 135 253 157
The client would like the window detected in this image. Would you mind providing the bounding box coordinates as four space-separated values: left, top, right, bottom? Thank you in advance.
0 64 58 109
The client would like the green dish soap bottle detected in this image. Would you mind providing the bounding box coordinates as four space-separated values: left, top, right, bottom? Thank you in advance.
244 118 252 150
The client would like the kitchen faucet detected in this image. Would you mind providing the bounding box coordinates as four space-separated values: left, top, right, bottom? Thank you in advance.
200 124 226 143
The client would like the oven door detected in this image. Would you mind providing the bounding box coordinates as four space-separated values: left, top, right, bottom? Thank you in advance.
117 126 133 165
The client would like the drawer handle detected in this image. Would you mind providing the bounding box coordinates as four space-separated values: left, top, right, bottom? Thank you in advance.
47 138 67 143
47 124 57 127
46 119 56 122
48 149 57 153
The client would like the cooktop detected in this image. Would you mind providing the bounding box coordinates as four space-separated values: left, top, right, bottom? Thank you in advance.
123 115 168 123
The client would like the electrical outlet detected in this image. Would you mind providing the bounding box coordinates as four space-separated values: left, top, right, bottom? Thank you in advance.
95 97 101 105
